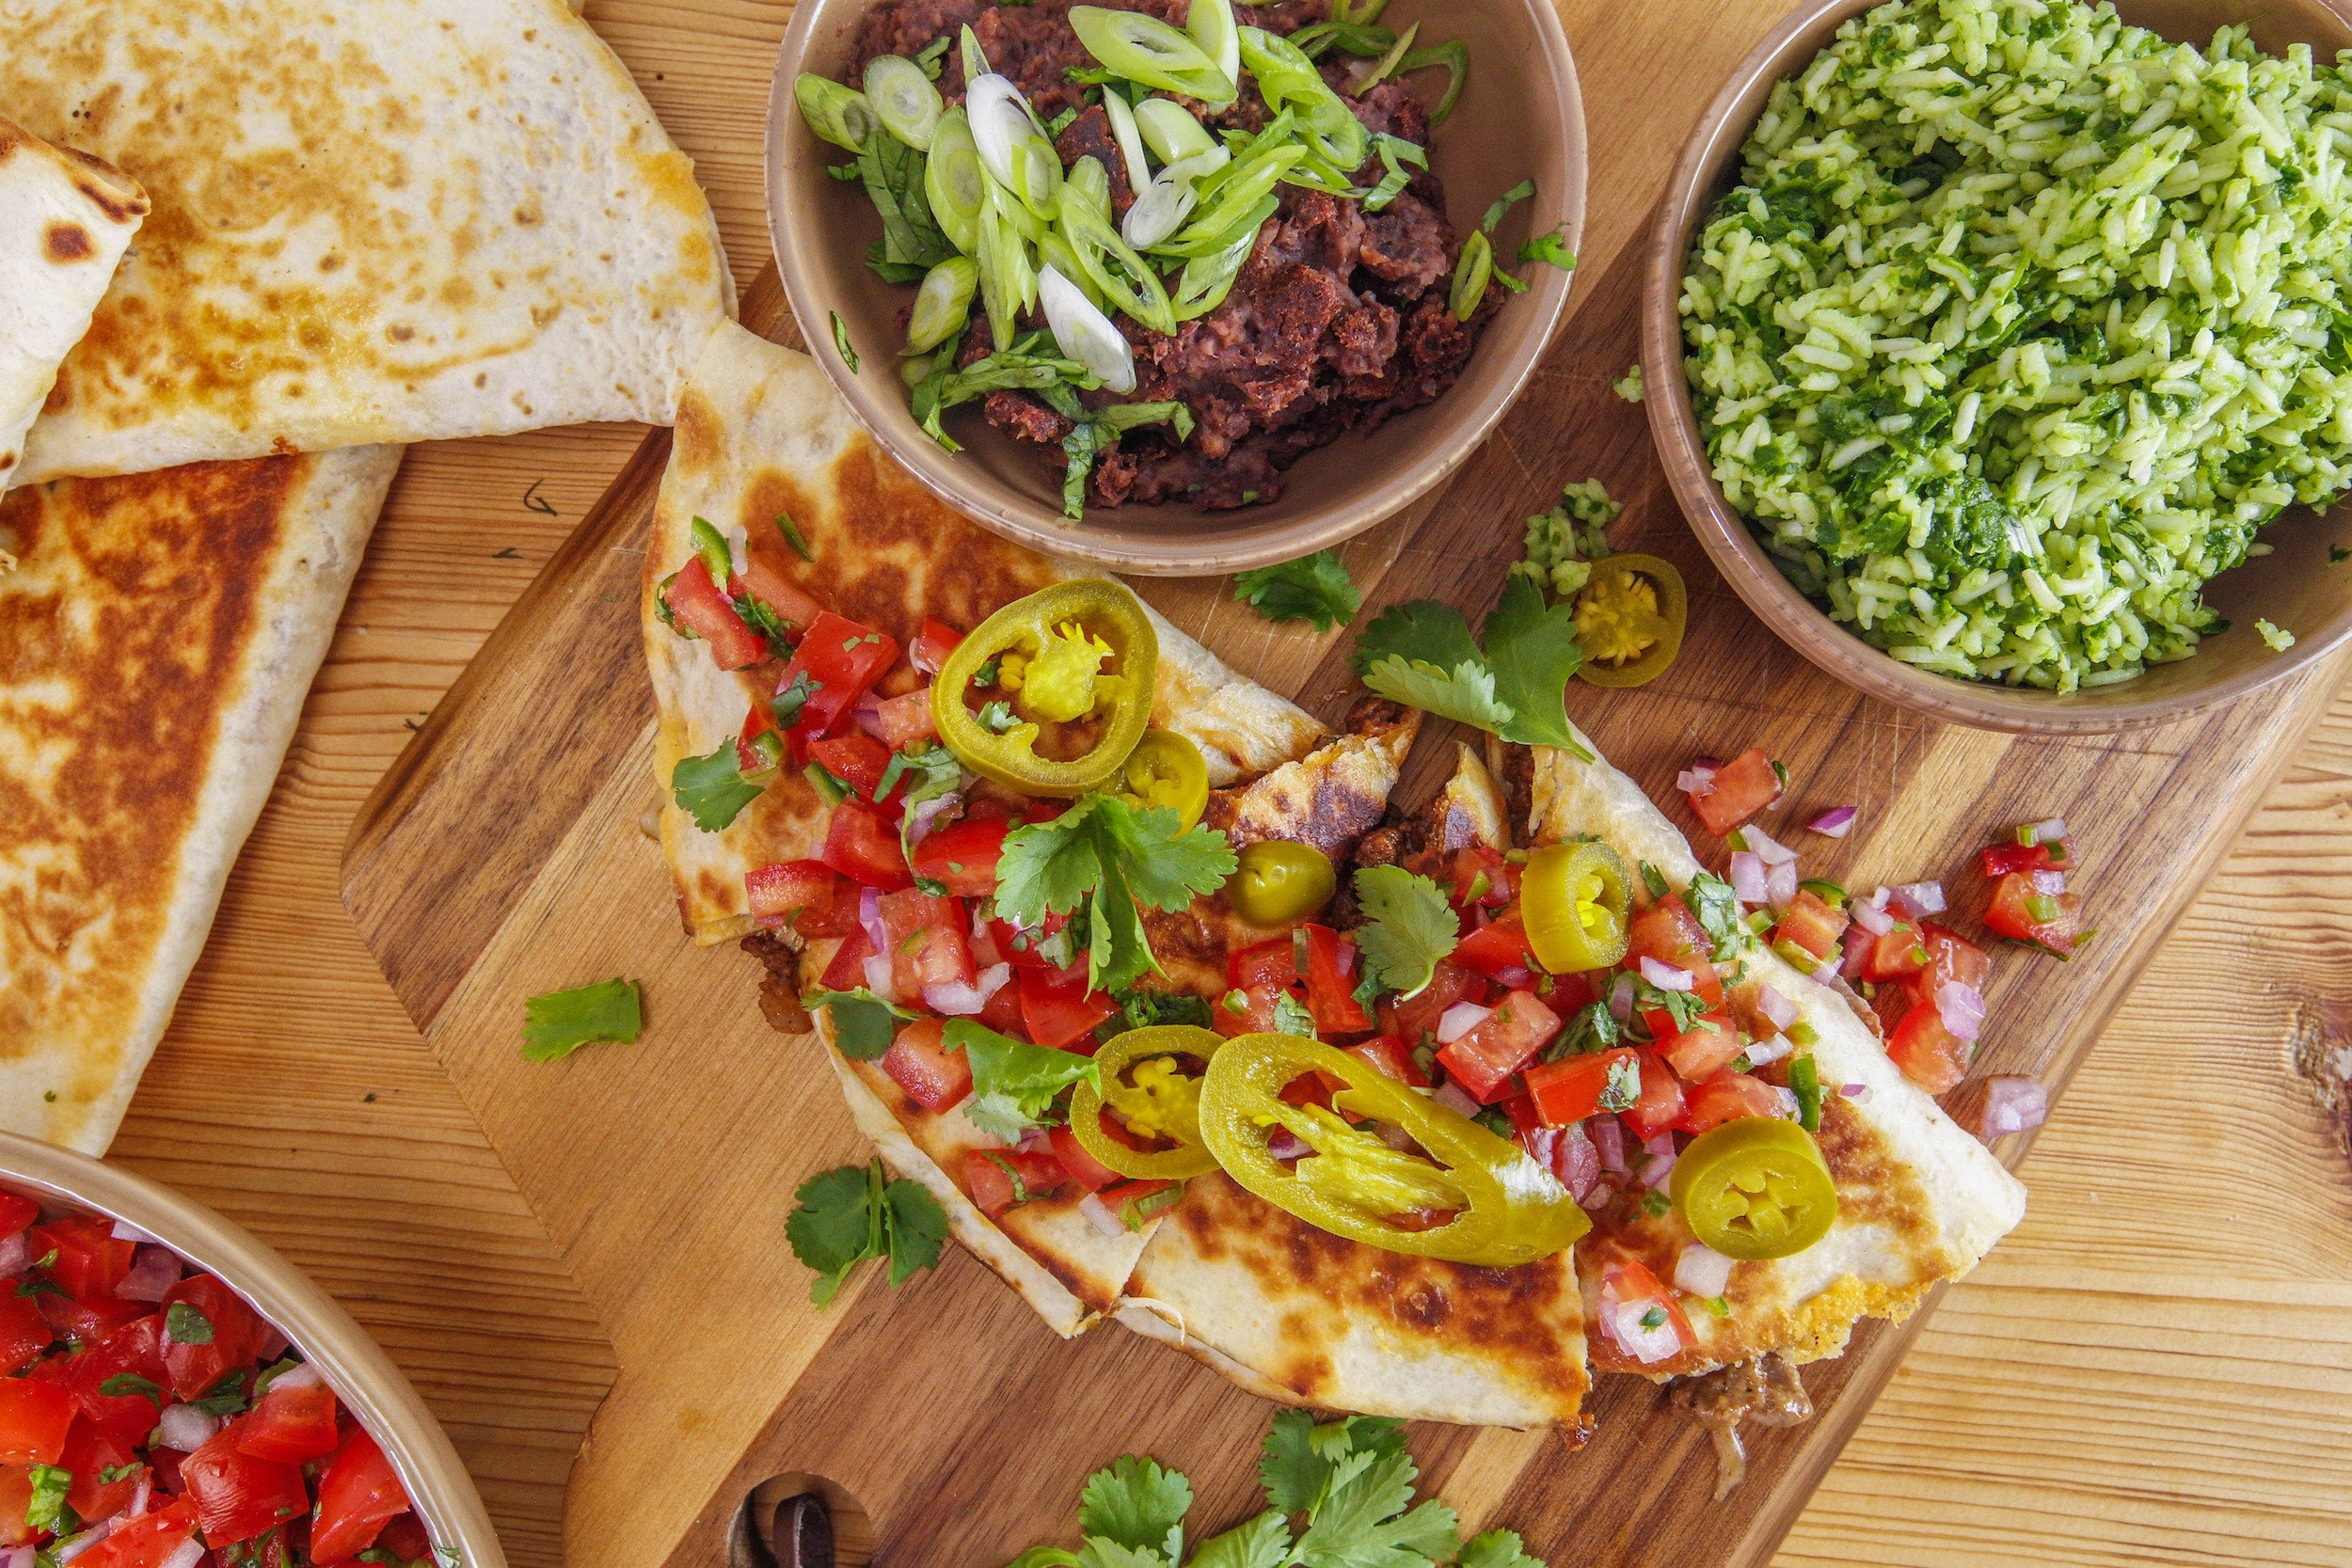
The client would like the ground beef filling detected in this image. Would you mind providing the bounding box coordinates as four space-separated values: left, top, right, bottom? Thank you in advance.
849 0 1493 511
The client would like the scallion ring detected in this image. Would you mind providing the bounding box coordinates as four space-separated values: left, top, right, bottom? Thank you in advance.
863 55 943 150
1449 229 1493 323
968 73 1062 219
1122 146 1228 250
794 73 877 152
1059 198 1178 333
1101 87 1153 200
1134 98 1216 166
977 183 1038 349
906 256 979 353
1040 263 1137 394
1399 40 1470 126
1237 27 1366 170
1185 0 1241 89
1064 154 1114 221
1173 224 1257 320
1038 230 1108 311
1350 20 1418 94
925 106 984 254
1069 6 1236 102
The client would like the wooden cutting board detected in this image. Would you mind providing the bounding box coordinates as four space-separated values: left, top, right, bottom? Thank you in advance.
338 7 2352 1568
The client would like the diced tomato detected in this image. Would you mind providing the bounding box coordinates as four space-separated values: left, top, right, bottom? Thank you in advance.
961 1149 1068 1218
1447 847 1515 912
1227 939 1298 992
237 1382 342 1465
1604 1259 1694 1344
878 889 976 996
61 1420 142 1522
72 1496 199 1568
1918 923 1990 992
1886 996 1973 1094
1626 896 1724 1004
879 1019 973 1113
976 973 1026 1038
1619 1052 1689 1140
183 1417 310 1545
39 1291 145 1344
28 1216 134 1301
67 1315 167 1449
877 687 939 750
0 1296 49 1377
1019 967 1118 1051
745 861 860 939
662 557 765 671
1523 1048 1637 1127
1301 926 1373 1035
1659 1010 1743 1082
736 701 786 779
819 925 877 993
1677 1072 1787 1133
988 910 1071 971
1377 961 1486 1049
0 1376 73 1464
1979 837 2074 878
775 612 900 738
1985 872 2084 958
1344 1036 1428 1088
1858 918 1927 982
1871 979 1915 1040
158 1275 263 1402
809 734 893 800
1438 990 1563 1103
911 816 1013 900
0 1465 32 1547
819 800 914 891
1213 982 1285 1038
910 617 964 676
1688 747 1783 836
1773 889 1849 960
729 553 824 632
1453 911 1533 977
0 1196 37 1240
1047 1125 1122 1194
310 1426 413 1564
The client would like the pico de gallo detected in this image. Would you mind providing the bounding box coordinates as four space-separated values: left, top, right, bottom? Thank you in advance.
0 1199 436 1568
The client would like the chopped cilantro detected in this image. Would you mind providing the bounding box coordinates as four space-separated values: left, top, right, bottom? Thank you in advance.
944 1020 1101 1141
1232 549 1363 632
1638 1305 1667 1330
775 511 816 562
1107 988 1214 1037
521 978 643 1064
2332 546 2351 563
1349 576 1592 758
1686 871 1747 962
1640 1187 1674 1218
1350 866 1459 1001
786 1159 947 1307
1598 1053 1642 1112
771 669 820 731
1639 861 1670 899
831 311 860 372
165 1301 215 1345
670 744 765 832
803 987 916 1062
24 1464 70 1535
994 795 1237 994
99 1373 162 1407
1271 991 1319 1040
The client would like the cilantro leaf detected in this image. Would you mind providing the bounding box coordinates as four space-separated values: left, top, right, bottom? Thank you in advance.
1598 1053 1642 1112
671 745 765 832
165 1301 215 1345
787 1159 946 1306
946 1020 1101 1140
99 1373 162 1407
805 988 916 1061
996 797 1236 993
1456 1528 1545 1568
1292 1444 1457 1568
1685 871 1746 963
1480 575 1588 756
1007 1554 1084 1568
1233 550 1363 633
1075 1541 1168 1568
1260 1408 1327 1514
1190 1511 1291 1568
1079 1456 1192 1559
1110 988 1213 1036
1351 867 1458 1000
882 1175 949 1286
24 1464 70 1536
1351 599 1486 680
1351 600 1518 738
521 978 643 1064
1271 991 1319 1040
879 744 965 866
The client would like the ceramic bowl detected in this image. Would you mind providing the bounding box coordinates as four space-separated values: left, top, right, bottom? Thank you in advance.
0 1132 503 1568
768 0 1587 575
1642 0 2352 733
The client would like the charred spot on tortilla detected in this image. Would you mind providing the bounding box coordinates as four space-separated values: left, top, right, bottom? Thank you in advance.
43 222 94 262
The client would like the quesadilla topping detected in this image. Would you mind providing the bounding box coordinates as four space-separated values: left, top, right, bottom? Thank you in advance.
933 580 1157 794
1068 1026 1224 1180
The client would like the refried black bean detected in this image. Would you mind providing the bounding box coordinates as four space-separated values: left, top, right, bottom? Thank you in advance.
849 0 1493 511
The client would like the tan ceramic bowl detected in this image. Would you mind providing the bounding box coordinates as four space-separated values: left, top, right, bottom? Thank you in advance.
769 0 1586 575
1643 0 2352 734
0 1132 503 1568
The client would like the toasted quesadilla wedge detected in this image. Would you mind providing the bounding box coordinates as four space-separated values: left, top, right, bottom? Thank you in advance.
0 117 145 489
1522 733 2027 1377
0 0 733 484
0 449 402 1151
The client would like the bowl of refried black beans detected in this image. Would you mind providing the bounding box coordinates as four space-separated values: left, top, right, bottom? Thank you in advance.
769 0 1586 573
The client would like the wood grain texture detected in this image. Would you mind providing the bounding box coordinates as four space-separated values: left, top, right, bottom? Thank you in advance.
96 4 2345 1568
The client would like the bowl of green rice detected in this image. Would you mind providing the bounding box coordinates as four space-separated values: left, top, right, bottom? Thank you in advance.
1644 0 2352 732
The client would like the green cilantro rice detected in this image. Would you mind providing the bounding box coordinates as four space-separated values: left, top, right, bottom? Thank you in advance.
1678 0 2352 690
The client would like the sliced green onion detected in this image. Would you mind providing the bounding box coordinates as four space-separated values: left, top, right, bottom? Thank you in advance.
1481 178 1534 235
1351 20 1418 94
2026 894 2062 924
1100 87 1153 197
968 74 1063 219
925 106 984 254
864 55 944 150
1398 40 1469 127
1059 197 1177 333
907 256 978 353
1289 21 1396 59
1070 6 1235 102
1163 123 1300 253
1039 230 1107 311
689 516 734 581
1064 154 1114 221
1135 98 1216 165
976 183 1036 350
900 352 935 388
1449 229 1492 323
1123 146 1227 249
1186 0 1241 85
795 74 877 152
1238 26 1366 170
1278 142 1366 198
1173 224 1256 320
1340 0 1391 23
1157 191 1276 258
1040 264 1137 394
959 24 992 85
1363 133 1425 212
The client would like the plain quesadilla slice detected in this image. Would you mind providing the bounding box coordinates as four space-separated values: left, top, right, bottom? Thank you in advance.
0 448 403 1152
0 0 733 485
0 116 145 489
1521 734 2027 1378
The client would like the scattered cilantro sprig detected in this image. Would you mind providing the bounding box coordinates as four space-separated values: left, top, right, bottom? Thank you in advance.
996 795 1238 994
671 745 766 832
1350 867 1458 1001
1349 577 1592 759
804 987 916 1061
1234 550 1363 633
522 978 643 1063
946 1021 1102 1141
786 1158 948 1307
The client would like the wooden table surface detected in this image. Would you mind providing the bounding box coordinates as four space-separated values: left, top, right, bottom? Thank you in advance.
106 1 2352 1564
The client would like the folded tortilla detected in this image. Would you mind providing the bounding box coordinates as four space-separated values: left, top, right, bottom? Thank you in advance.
0 449 403 1151
0 0 733 485
0 117 146 487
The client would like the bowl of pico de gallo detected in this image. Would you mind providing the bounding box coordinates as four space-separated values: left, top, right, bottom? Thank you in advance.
0 1131 501 1568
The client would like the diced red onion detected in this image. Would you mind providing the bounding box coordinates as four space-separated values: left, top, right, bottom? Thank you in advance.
1981 1075 2049 1137
1839 935 1874 980
1740 823 1798 865
1494 964 1537 990
2030 816 2069 843
114 1244 182 1303
108 1220 158 1246
2029 868 2067 895
1728 850 1769 906
1077 1194 1126 1240
862 955 896 996
1765 859 1799 911
1769 1085 1802 1120
1608 973 1637 1022
922 962 1011 1018
850 693 889 740
0 1235 28 1278
1839 1082 1872 1103
156 1405 220 1452
1889 880 1947 918
1850 896 1894 936
1639 956 1694 992
1641 1134 1678 1189
1598 1277 1685 1364
53 1527 110 1564
0 1546 38 1568
1804 804 1858 838
1591 1115 1628 1175
1436 1002 1493 1044
1432 1081 1481 1119
1744 1034 1792 1067
858 887 887 953
1677 766 1717 797
1554 1121 1600 1202
263 1361 325 1393
1266 1128 1311 1161
904 791 961 847
1756 984 1799 1031
1376 1123 1421 1153
128 1471 151 1517
1674 1241 1735 1298
1581 1180 1618 1212
1936 981 1987 1042
1015 1127 1055 1154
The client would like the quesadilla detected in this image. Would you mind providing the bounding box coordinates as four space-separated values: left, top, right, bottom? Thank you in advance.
0 116 145 488
0 448 403 1152
0 0 734 486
